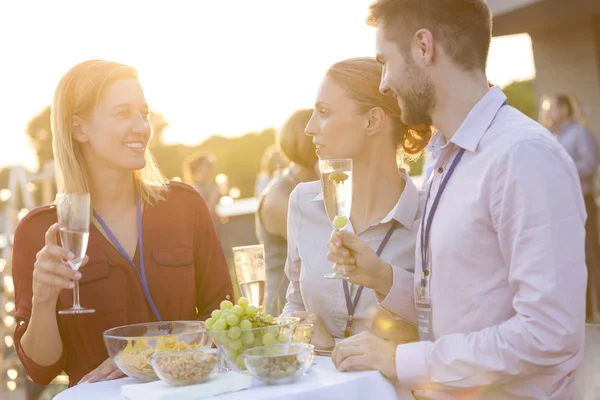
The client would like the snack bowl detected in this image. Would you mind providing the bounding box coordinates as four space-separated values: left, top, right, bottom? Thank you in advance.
207 317 299 372
243 343 314 385
150 348 220 386
103 321 211 381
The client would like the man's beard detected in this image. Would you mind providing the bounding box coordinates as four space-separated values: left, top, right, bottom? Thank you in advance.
396 62 435 127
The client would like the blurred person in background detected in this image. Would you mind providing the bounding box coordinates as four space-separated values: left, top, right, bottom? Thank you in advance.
183 152 220 218
546 93 600 322
254 144 288 197
256 108 318 316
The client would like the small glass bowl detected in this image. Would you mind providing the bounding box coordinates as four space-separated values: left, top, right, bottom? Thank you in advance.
150 348 220 386
243 343 314 385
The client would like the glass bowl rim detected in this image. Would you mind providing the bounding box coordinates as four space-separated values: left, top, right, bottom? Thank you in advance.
150 347 220 361
242 342 315 360
207 317 300 333
103 320 207 340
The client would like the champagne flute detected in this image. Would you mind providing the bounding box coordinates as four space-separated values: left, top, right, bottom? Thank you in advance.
56 193 95 314
319 159 354 279
232 245 266 308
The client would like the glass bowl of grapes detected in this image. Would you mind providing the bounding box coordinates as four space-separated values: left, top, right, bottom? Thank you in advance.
205 297 299 372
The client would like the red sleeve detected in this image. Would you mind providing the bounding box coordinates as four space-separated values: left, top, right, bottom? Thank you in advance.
12 211 67 385
193 195 234 320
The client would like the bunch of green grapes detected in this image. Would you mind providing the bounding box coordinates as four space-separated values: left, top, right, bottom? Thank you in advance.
204 297 292 370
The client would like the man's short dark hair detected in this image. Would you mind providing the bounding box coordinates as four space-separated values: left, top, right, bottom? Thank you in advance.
367 0 492 71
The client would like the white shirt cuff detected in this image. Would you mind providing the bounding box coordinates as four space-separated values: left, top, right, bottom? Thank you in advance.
395 340 433 388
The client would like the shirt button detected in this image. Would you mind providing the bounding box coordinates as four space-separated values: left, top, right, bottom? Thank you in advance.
423 270 430 277
437 167 443 174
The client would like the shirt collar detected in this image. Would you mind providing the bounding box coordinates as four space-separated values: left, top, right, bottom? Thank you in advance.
426 86 507 155
311 169 420 228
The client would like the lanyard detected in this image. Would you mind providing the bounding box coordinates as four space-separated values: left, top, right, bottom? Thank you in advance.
343 220 399 338
419 148 466 288
93 195 162 321
419 100 507 288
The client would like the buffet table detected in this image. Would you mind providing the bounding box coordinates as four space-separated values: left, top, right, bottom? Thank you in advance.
55 356 411 400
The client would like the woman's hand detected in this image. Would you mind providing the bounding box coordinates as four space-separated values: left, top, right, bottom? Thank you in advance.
78 358 125 384
292 311 336 349
327 230 393 296
32 223 87 305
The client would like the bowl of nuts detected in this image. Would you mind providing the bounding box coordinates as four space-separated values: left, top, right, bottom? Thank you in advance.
242 343 314 385
103 321 212 381
150 348 220 386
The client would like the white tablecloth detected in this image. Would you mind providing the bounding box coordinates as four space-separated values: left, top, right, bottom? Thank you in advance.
55 357 412 400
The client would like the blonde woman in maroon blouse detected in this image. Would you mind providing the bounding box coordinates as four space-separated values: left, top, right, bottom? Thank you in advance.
12 60 234 387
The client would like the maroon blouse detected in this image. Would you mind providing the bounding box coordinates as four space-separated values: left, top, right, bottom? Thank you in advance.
12 182 234 386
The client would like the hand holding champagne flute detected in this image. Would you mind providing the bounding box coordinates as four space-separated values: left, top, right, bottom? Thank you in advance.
31 223 88 306
319 159 354 279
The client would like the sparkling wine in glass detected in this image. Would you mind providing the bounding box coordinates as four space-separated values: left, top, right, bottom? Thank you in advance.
319 158 354 279
56 193 94 314
232 245 266 309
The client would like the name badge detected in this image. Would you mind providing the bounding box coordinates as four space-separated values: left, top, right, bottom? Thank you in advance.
415 275 434 341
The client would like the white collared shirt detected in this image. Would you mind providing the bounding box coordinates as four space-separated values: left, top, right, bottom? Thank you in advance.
381 87 587 399
281 170 424 340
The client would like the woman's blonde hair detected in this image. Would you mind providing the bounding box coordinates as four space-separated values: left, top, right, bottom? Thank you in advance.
277 108 316 169
51 60 167 205
326 57 431 158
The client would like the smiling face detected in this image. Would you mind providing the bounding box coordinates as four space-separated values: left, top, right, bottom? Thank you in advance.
375 26 436 127
75 78 151 171
304 76 370 160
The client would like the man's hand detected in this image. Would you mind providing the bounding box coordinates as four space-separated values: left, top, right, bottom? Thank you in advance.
332 331 397 380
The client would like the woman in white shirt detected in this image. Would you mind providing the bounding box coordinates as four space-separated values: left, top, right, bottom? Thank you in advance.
280 57 431 348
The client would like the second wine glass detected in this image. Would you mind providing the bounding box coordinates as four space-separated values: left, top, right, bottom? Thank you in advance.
232 244 266 308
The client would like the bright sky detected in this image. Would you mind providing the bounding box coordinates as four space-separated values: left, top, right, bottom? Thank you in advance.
0 0 535 171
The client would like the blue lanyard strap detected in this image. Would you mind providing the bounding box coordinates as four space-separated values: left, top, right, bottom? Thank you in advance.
93 195 162 321
342 220 399 337
420 148 466 288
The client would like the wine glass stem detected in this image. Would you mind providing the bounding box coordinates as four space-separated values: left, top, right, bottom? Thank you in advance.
72 279 81 310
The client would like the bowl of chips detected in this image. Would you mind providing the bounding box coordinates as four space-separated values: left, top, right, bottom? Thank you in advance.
103 321 212 381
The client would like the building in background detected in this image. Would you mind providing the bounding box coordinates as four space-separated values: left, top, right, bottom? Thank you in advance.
488 0 600 136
